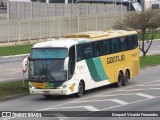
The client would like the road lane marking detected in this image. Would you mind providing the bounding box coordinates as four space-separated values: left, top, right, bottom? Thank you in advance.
135 93 155 99
138 84 160 86
117 88 160 92
39 79 160 111
42 105 99 111
71 99 128 105
110 99 128 105
101 95 160 111
84 106 100 111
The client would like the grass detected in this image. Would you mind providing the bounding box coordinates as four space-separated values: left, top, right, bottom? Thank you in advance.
140 54 160 68
0 44 33 57
0 80 29 100
138 32 160 41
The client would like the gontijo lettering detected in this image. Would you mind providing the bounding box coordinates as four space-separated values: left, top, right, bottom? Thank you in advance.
107 54 125 64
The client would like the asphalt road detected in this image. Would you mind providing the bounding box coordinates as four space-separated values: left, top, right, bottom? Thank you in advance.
0 40 160 82
0 65 160 120
0 54 28 82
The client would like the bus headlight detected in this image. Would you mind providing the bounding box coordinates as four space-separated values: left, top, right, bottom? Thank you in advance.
57 85 67 89
30 86 37 89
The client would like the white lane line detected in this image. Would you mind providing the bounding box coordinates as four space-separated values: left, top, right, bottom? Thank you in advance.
42 105 99 111
138 84 160 86
110 99 128 105
135 93 155 99
118 88 160 92
71 99 128 105
101 95 160 111
94 93 135 97
84 106 100 111
39 79 160 111
117 89 145 91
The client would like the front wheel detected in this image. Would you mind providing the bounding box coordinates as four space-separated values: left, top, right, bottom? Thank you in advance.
75 81 84 97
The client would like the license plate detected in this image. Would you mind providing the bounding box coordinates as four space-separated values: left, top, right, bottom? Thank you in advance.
43 91 50 95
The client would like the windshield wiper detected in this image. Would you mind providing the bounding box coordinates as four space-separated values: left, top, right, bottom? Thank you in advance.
47 69 56 81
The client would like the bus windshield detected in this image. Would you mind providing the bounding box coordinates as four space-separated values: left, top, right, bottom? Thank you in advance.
30 48 67 59
29 48 68 82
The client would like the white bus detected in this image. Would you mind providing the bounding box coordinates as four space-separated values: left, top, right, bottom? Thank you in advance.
26 30 139 97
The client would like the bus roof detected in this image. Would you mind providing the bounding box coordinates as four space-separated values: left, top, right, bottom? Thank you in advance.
64 29 137 40
32 38 92 49
32 30 137 49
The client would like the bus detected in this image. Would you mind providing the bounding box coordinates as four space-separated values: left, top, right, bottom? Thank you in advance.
76 0 142 11
26 29 139 97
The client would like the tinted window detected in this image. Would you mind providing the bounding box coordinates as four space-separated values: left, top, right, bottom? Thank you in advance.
111 38 120 53
93 42 103 57
127 35 138 50
103 40 111 55
77 43 93 61
119 37 128 51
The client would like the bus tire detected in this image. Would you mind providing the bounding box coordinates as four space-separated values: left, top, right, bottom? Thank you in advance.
75 81 84 97
123 70 129 86
115 72 123 87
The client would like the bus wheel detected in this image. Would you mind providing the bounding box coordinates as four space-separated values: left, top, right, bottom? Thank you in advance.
75 81 84 97
115 72 123 87
123 70 129 86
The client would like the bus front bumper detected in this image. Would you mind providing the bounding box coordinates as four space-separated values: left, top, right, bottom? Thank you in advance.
29 87 71 95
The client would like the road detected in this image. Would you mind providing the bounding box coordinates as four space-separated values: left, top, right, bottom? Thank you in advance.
0 65 160 120
0 40 160 82
0 54 29 82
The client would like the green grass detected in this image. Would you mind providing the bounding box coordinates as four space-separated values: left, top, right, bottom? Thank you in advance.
0 44 33 57
0 81 29 100
138 32 160 41
140 54 160 68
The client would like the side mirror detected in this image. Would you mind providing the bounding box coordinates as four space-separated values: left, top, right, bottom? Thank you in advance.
22 57 28 73
64 57 69 70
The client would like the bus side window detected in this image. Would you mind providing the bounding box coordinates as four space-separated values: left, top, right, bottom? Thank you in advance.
120 37 127 51
93 42 103 57
127 36 133 50
83 43 93 59
103 40 111 55
77 43 93 61
111 38 120 53
133 35 138 49
127 35 138 50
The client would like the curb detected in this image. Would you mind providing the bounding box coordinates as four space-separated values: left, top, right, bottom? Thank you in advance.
0 93 29 102
0 53 29 59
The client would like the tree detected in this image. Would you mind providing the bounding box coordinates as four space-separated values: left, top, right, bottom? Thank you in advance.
113 10 160 57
